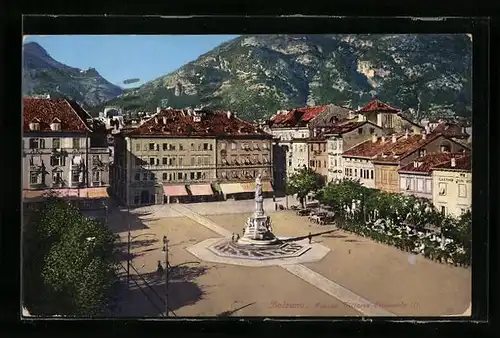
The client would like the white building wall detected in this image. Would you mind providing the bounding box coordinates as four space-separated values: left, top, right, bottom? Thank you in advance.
432 170 472 218
327 137 344 182
342 157 376 188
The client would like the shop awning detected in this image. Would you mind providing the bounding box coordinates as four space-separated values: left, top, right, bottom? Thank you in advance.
219 183 244 195
86 187 109 199
240 181 274 193
188 184 214 196
23 188 87 201
163 185 188 197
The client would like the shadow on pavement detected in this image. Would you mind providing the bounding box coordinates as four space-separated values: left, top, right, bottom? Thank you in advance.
115 265 210 317
216 302 256 317
114 238 159 262
107 206 153 233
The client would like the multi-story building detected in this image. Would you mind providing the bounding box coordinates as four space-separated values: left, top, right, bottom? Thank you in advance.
324 120 384 183
22 97 110 220
216 127 273 200
111 108 273 206
355 99 424 135
398 153 461 200
371 132 470 193
431 154 472 217
268 104 351 190
341 134 396 189
307 129 329 182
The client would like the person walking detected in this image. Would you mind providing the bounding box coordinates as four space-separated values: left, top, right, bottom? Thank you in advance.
308 232 312 244
231 233 235 242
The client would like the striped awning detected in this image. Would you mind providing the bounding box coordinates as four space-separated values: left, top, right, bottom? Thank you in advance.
163 185 188 197
188 184 214 196
240 181 274 193
219 183 244 195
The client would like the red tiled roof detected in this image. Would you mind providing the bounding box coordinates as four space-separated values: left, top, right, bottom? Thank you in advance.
432 122 469 138
23 97 92 133
324 121 370 135
371 133 442 162
432 153 471 171
343 135 406 158
269 105 328 128
126 109 272 138
299 105 329 122
343 132 442 159
398 153 465 174
357 99 400 114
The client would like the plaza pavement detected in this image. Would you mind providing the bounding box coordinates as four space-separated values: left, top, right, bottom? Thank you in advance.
109 198 471 317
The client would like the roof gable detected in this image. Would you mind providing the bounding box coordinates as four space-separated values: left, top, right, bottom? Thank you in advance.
358 99 400 114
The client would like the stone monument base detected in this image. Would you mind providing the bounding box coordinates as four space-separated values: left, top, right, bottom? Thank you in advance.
236 236 282 246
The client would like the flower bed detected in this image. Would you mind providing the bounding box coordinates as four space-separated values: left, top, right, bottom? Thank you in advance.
336 218 470 266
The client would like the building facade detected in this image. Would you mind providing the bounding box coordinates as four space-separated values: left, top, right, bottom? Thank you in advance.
111 108 273 206
372 133 470 193
23 97 110 220
307 132 328 182
398 153 460 200
342 134 400 189
325 121 384 183
215 135 273 199
356 99 424 135
431 154 472 217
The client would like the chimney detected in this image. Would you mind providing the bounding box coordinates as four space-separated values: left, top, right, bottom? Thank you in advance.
425 125 431 134
413 161 418 168
405 130 409 139
392 134 397 143
154 117 158 124
348 111 355 120
381 136 386 143
162 116 167 124
227 111 232 119
156 107 161 114
451 157 456 168
372 134 377 143
422 131 427 140
313 128 318 137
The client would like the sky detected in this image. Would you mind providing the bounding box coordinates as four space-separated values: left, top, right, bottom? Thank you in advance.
23 35 240 88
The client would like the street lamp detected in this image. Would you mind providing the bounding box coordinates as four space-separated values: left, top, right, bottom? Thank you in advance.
162 235 169 317
159 235 200 318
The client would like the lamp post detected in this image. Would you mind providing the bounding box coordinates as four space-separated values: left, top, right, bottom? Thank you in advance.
127 232 156 283
160 235 200 318
162 235 169 317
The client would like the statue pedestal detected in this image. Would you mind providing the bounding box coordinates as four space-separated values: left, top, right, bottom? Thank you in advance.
239 214 279 244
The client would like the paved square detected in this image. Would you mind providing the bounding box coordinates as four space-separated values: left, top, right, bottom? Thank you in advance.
107 200 471 317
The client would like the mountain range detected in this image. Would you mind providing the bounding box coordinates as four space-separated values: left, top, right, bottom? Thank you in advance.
22 42 124 108
23 35 472 122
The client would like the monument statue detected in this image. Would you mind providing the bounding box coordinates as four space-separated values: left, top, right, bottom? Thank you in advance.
237 174 279 244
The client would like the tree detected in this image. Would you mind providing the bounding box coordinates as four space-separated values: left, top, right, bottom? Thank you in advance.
286 167 322 208
23 196 119 316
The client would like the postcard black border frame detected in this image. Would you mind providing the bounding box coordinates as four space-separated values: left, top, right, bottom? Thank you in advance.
1 13 495 337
